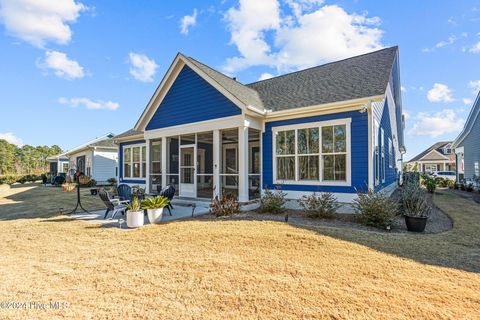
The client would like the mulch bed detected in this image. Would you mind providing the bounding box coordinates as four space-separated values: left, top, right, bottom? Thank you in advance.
198 190 453 234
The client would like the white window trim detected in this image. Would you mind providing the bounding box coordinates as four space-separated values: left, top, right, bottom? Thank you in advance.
388 137 393 168
122 143 146 180
272 118 352 186
374 120 379 186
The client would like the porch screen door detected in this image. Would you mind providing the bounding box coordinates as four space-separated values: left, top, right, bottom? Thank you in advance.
180 146 196 197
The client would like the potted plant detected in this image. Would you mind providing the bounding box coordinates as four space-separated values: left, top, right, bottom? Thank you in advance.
142 196 170 224
79 175 91 185
400 182 431 232
126 197 144 228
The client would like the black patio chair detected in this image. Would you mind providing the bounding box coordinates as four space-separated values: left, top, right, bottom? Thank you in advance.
52 175 65 186
99 189 128 219
117 184 132 203
158 185 175 216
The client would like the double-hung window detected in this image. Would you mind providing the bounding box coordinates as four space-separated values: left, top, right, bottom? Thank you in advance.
321 125 347 181
123 144 146 179
273 119 350 185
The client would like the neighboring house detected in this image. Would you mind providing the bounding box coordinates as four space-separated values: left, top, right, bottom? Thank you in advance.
64 133 118 183
452 91 480 182
47 153 69 177
406 142 455 174
115 46 405 204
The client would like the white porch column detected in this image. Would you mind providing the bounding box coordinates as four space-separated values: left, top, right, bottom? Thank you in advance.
161 137 167 190
238 126 249 202
145 139 151 194
213 130 221 198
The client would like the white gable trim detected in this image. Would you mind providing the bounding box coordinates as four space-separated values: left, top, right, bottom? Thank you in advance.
419 149 449 161
452 91 480 148
135 53 257 131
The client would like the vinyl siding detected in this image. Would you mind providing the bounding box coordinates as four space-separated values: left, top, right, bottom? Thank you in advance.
263 110 369 193
375 98 398 191
93 149 118 182
461 113 480 180
145 65 241 130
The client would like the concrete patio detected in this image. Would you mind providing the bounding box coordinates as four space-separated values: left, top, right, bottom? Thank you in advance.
71 200 211 229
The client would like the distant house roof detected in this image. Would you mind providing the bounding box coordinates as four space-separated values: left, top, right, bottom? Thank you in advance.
64 133 115 156
89 139 117 148
408 141 452 162
114 129 144 141
453 91 480 148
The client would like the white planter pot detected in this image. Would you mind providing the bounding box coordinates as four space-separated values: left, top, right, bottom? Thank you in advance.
147 208 164 224
126 210 144 228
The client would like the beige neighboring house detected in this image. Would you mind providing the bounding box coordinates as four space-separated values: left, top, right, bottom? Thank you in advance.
406 142 456 173
64 133 118 183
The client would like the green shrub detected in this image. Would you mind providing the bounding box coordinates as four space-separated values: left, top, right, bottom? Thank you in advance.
400 183 431 218
466 183 474 192
210 192 240 217
107 177 117 186
300 192 339 219
403 172 420 187
17 177 27 184
259 188 286 214
459 183 466 191
434 177 449 188
453 182 459 190
446 180 455 189
423 176 436 193
352 190 398 229
0 175 18 185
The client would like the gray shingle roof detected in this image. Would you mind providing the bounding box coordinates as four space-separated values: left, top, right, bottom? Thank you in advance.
184 55 265 109
114 129 143 140
90 138 117 148
246 47 398 111
408 141 451 162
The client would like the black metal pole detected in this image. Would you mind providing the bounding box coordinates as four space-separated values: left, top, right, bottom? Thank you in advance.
67 171 91 214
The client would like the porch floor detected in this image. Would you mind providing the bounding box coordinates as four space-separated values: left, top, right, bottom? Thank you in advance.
70 200 211 229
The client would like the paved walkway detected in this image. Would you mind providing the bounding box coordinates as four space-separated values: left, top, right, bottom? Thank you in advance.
71 202 211 229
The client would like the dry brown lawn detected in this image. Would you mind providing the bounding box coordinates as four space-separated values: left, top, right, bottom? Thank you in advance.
0 183 479 319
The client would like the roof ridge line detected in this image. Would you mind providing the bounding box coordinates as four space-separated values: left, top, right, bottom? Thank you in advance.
246 46 398 86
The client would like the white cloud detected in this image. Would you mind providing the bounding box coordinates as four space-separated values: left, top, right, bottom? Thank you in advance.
257 72 274 81
469 41 480 53
401 85 406 92
463 98 473 105
427 83 454 103
409 109 464 137
0 0 86 48
58 97 119 110
37 50 84 80
0 132 23 146
223 1 383 73
128 52 158 82
435 35 456 48
469 80 480 93
180 9 198 35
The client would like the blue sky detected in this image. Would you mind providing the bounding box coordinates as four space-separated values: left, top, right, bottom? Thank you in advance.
0 0 479 160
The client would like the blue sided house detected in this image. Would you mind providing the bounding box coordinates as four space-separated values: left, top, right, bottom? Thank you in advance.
114 46 405 206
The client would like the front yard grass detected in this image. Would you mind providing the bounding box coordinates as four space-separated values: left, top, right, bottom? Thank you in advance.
0 184 478 319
